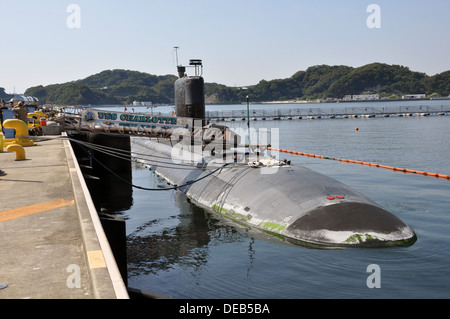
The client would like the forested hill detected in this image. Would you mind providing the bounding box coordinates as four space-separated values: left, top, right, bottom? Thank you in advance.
23 63 450 105
24 70 178 105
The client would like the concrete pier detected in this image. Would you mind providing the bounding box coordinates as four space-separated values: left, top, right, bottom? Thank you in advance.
0 135 129 299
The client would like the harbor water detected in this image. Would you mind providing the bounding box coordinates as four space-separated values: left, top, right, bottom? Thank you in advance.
107 100 450 299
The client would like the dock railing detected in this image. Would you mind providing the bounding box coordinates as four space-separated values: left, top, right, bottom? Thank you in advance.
206 104 450 121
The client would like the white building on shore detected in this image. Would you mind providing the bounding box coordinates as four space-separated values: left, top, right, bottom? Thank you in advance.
343 94 380 101
132 100 152 106
402 94 426 99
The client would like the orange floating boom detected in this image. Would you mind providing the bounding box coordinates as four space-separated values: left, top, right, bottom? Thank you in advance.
269 147 450 180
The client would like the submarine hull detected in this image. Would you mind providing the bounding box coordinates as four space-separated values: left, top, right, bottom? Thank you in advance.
131 137 416 248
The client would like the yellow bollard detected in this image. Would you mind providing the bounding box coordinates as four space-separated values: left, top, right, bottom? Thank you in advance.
35 110 47 118
2 119 35 147
6 144 26 161
27 112 41 128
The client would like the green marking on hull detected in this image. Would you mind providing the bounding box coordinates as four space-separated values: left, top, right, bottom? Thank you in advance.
232 213 248 221
259 222 286 232
261 229 287 241
345 233 378 243
212 204 229 214
212 204 248 221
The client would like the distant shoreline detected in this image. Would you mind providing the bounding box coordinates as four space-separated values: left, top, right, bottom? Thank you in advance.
259 97 450 105
39 97 450 108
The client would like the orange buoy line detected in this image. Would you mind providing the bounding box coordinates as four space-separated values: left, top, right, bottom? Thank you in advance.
268 147 450 180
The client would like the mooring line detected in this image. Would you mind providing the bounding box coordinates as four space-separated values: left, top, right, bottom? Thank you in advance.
268 147 450 180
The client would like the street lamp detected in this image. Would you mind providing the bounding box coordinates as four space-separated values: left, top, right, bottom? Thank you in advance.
246 95 250 146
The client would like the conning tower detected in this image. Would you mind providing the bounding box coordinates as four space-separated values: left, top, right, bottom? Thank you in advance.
174 59 205 127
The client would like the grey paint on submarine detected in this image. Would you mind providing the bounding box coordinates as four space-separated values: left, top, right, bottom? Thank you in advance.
131 60 417 248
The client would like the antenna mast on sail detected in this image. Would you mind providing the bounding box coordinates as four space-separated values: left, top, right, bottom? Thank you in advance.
174 46 180 66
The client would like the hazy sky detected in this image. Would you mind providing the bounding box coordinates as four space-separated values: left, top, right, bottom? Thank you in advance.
1 0 449 94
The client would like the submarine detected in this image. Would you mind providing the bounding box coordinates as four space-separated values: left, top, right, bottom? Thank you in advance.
131 59 417 248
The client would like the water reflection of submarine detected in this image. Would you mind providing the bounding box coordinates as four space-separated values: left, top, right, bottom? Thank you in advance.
131 59 416 248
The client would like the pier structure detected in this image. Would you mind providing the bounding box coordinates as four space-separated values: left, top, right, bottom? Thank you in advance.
206 104 450 121
0 135 129 298
1 109 175 298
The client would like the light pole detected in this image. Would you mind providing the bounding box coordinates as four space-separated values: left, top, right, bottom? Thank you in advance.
246 95 250 146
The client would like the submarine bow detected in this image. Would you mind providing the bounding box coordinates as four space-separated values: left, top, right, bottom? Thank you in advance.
132 138 417 248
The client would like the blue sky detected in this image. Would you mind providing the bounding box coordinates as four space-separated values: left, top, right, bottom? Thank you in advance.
1 0 449 94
